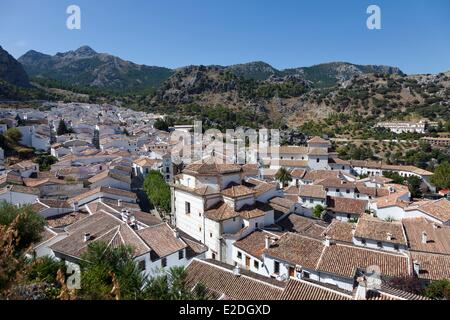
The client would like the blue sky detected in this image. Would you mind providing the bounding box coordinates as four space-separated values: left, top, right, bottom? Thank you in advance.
1 0 449 74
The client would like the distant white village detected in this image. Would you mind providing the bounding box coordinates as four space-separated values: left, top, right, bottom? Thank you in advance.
0 102 449 300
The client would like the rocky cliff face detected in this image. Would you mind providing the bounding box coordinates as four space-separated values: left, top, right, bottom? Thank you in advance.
0 46 31 88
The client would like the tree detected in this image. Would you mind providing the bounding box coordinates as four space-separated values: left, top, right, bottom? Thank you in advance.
80 242 146 300
143 170 171 213
424 279 450 300
407 176 422 199
0 201 45 253
5 128 22 143
34 154 58 171
275 167 292 187
430 162 450 190
154 118 170 132
383 171 405 185
144 266 208 300
312 205 325 219
56 119 71 136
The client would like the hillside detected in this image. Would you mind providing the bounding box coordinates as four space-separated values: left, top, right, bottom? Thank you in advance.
18 46 174 93
0 45 30 88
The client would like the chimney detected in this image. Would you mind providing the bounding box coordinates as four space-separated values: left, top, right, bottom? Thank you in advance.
84 233 91 242
355 276 368 300
265 236 270 250
72 201 79 212
117 199 122 207
433 223 439 230
413 260 421 276
173 229 180 239
121 209 128 222
324 235 332 247
386 232 392 241
233 265 241 277
421 231 428 244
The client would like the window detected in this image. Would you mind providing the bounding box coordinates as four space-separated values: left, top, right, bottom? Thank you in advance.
254 261 259 269
166 167 170 173
347 214 351 219
316 158 320 163
346 189 350 194
336 189 340 193
161 257 167 268
255 222 259 228
178 250 184 260
237 251 242 260
302 271 310 279
185 202 191 214
198 212 202 217
394 244 399 251
138 260 145 271
274 261 280 274
233 217 236 222
309 199 313 204
361 238 366 245
377 242 383 248
210 232 213 238
212 253 216 260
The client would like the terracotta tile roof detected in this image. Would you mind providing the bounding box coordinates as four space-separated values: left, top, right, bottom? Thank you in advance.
39 199 72 209
51 210 149 259
185 259 285 300
276 160 309 167
406 199 450 223
327 197 368 215
133 158 160 167
88 170 131 184
46 211 90 229
272 145 309 155
411 252 450 281
68 186 137 204
184 160 242 176
307 148 329 156
137 223 187 259
303 170 340 181
284 185 299 195
354 215 407 245
290 169 306 178
222 185 256 198
315 178 356 189
204 202 240 221
355 183 390 198
269 197 295 209
0 185 40 196
277 214 327 239
403 217 450 255
322 220 354 243
234 230 281 259
328 156 350 165
265 233 325 270
308 137 331 145
281 279 352 300
317 244 409 279
299 185 327 199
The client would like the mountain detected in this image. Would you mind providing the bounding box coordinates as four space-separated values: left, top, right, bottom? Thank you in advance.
0 45 31 88
18 46 174 92
226 61 404 87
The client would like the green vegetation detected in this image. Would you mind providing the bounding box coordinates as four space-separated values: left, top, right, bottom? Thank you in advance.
275 167 292 187
0 201 45 253
313 205 325 219
5 128 22 143
143 170 171 213
430 162 450 190
56 119 73 136
34 154 58 171
424 279 450 300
